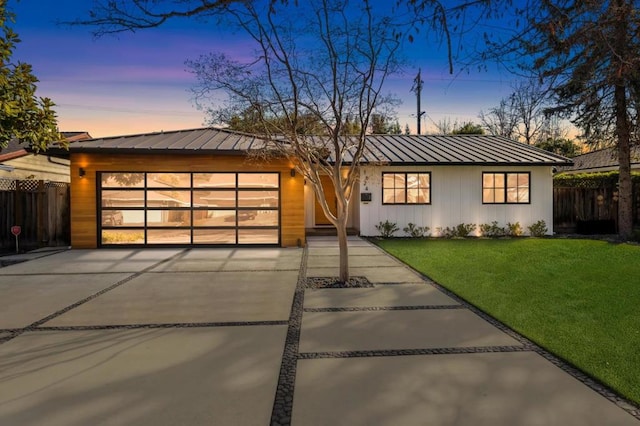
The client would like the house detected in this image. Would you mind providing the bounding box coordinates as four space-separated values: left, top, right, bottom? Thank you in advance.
0 132 92 182
557 145 640 174
51 127 571 248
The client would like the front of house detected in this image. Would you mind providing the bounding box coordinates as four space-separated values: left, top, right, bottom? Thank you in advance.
59 128 571 248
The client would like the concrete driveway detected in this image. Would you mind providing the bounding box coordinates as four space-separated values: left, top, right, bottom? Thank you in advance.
0 239 638 425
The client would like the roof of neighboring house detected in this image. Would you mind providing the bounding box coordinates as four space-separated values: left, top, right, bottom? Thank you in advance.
58 127 572 166
0 131 92 162
558 145 640 173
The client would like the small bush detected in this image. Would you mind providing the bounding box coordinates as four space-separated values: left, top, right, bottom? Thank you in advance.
436 227 452 238
437 223 476 238
506 222 523 237
528 220 548 237
479 221 506 238
454 223 476 237
376 220 399 238
403 223 430 238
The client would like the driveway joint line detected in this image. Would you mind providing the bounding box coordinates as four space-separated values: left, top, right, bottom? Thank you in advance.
298 345 531 359
303 305 464 312
270 245 307 426
0 248 69 268
0 272 132 276
0 249 190 346
145 268 300 273
27 321 289 331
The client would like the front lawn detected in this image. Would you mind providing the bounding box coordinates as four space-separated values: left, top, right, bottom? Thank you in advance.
375 238 640 405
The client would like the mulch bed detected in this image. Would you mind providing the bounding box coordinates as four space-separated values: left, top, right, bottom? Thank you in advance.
305 276 373 289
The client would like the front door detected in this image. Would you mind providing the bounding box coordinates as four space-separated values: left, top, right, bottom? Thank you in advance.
314 175 337 226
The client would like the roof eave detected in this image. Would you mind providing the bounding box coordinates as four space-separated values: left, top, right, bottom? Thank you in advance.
357 161 573 167
66 148 250 156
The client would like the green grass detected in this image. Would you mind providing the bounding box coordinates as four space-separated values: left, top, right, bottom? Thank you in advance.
375 238 640 405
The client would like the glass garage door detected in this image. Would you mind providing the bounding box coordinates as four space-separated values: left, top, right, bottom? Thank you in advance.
99 172 280 246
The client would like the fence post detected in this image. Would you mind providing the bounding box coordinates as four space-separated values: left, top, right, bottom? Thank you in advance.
13 180 23 230
37 180 47 246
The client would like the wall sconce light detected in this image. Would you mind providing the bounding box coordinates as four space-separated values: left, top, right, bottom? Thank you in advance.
290 168 296 177
79 167 86 178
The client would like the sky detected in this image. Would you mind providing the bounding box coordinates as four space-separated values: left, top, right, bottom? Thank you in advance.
9 0 522 138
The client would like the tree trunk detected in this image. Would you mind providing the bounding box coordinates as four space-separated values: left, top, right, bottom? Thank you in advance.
614 0 633 240
617 118 633 239
336 216 349 282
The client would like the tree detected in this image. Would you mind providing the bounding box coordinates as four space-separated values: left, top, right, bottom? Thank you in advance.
480 80 573 145
0 1 60 151
451 121 485 135
189 0 406 282
510 80 548 144
479 97 519 139
488 0 639 239
370 113 402 134
535 138 580 157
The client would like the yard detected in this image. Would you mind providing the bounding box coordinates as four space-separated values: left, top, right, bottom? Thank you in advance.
375 238 640 405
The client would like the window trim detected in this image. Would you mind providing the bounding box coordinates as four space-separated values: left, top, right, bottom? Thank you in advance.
381 171 431 205
482 171 531 205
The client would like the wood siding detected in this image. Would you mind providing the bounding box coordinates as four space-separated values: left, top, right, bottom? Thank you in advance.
0 155 70 182
359 165 554 236
70 153 305 248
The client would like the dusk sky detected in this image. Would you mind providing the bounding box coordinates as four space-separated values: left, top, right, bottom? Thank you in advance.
10 0 522 138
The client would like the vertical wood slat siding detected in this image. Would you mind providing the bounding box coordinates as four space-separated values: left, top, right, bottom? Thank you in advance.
358 165 554 236
70 153 305 248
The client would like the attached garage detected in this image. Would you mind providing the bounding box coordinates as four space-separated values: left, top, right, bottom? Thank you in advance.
66 128 305 248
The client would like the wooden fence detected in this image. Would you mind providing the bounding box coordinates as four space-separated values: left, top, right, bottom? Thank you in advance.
0 179 70 251
553 184 640 234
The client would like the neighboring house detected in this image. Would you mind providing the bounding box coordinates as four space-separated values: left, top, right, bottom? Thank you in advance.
558 145 640 174
0 132 92 182
50 127 571 248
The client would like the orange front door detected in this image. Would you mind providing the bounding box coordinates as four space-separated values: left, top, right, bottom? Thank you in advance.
314 175 337 225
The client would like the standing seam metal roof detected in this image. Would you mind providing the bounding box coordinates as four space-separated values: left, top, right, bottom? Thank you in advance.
65 127 572 165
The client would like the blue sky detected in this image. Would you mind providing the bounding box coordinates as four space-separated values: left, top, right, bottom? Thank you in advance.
10 0 522 137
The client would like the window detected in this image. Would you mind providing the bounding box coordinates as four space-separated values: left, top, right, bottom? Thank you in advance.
98 171 280 246
482 172 530 204
382 172 430 204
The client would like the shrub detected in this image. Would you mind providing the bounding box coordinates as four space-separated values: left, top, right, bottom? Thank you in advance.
454 223 476 237
506 222 523 237
479 221 506 238
437 223 476 238
403 223 430 238
528 220 548 237
375 220 399 238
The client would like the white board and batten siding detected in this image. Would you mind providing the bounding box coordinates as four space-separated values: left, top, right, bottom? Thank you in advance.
358 165 554 237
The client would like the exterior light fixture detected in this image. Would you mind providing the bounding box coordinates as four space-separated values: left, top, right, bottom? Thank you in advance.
79 167 86 178
290 168 296 177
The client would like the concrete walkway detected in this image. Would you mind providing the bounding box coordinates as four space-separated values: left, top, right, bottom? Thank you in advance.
0 239 637 425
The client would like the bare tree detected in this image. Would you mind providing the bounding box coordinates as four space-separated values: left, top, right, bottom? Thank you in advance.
434 117 454 134
510 80 548 145
479 98 519 138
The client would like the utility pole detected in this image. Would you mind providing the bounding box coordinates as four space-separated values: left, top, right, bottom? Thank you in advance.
411 68 425 134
